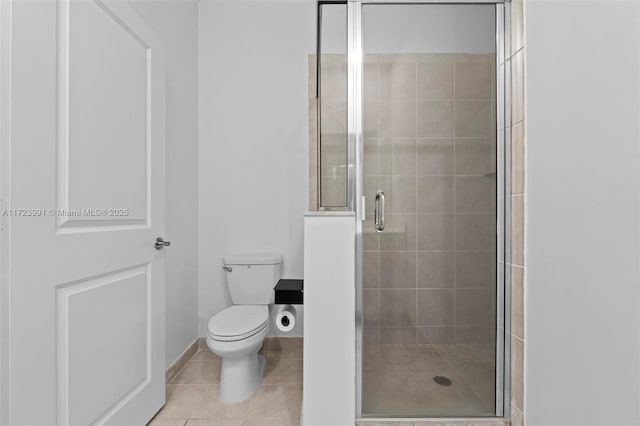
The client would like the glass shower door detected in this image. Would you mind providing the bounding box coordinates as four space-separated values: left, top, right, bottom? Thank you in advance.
360 3 499 417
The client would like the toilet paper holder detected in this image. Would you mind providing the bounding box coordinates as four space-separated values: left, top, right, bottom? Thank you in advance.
273 279 303 305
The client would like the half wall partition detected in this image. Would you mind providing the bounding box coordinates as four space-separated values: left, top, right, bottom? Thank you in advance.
311 0 510 419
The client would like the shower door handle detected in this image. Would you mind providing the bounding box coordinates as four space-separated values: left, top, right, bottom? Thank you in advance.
374 190 385 232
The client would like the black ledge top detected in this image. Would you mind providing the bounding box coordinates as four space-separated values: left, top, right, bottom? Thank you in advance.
274 279 303 291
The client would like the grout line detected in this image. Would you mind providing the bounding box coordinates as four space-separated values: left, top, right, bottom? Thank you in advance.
186 385 211 422
507 46 525 62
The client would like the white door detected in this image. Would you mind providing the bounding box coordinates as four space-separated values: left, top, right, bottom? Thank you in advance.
3 0 166 424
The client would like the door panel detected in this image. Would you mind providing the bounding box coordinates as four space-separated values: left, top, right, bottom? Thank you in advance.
64 266 149 426
62 0 149 228
360 3 498 418
7 0 166 424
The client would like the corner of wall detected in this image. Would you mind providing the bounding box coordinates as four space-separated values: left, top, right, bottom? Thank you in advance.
508 0 526 424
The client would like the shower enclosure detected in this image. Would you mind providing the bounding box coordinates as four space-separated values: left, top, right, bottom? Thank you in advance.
311 0 510 419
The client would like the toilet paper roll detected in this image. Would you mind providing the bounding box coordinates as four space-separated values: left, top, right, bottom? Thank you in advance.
275 305 297 333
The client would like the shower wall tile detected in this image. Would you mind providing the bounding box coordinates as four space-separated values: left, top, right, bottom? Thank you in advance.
321 134 348 176
364 138 380 176
320 100 346 135
511 265 525 339
512 121 525 195
363 327 379 345
363 63 379 103
364 176 379 212
511 50 525 124
380 214 417 251
417 62 454 99
454 100 492 138
380 252 417 289
379 327 417 344
511 195 525 266
511 403 525 426
364 101 379 137
391 138 417 175
320 62 347 101
455 325 492 344
455 62 493 100
511 335 524 412
363 252 379 289
417 289 454 326
454 53 494 64
417 101 454 137
417 326 455 344
308 54 317 97
364 214 379 251
417 251 454 289
454 139 492 175
417 176 454 213
308 100 318 211
390 176 417 213
455 251 492 288
321 176 347 207
511 0 524 55
380 101 417 137
379 289 417 326
378 138 391 175
455 176 494 213
363 289 380 326
380 62 417 100
319 53 346 65
383 53 419 64
455 214 493 250
364 53 384 64
417 214 454 250
416 138 454 175
454 289 493 326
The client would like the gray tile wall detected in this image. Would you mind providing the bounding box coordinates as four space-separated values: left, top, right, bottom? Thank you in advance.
508 0 526 424
359 53 497 346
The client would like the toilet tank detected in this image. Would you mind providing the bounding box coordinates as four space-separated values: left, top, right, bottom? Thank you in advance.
223 254 283 305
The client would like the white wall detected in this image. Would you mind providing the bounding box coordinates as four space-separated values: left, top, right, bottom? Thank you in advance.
130 0 200 367
303 213 355 426
526 1 640 424
322 4 496 54
198 0 312 336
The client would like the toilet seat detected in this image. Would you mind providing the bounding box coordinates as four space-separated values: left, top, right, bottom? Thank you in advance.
207 305 269 342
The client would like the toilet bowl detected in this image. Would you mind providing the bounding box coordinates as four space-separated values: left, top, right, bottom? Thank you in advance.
206 305 270 403
205 254 282 403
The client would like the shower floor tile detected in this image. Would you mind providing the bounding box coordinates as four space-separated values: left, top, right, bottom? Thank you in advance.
363 343 496 417
148 338 303 426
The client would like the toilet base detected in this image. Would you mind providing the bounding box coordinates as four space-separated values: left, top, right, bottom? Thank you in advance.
217 352 266 403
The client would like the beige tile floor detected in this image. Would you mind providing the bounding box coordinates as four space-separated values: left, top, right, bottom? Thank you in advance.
148 338 303 426
362 343 495 417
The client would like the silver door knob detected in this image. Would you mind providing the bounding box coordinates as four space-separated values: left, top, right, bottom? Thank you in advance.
155 237 171 250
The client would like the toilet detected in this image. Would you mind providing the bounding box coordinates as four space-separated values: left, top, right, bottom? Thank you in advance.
206 254 283 403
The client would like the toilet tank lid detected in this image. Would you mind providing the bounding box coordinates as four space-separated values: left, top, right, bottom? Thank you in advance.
223 254 283 265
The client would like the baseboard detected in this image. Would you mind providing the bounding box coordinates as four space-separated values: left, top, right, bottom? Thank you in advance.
165 338 200 384
197 336 207 350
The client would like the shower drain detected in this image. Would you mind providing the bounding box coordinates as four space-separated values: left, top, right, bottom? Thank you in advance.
433 376 452 386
